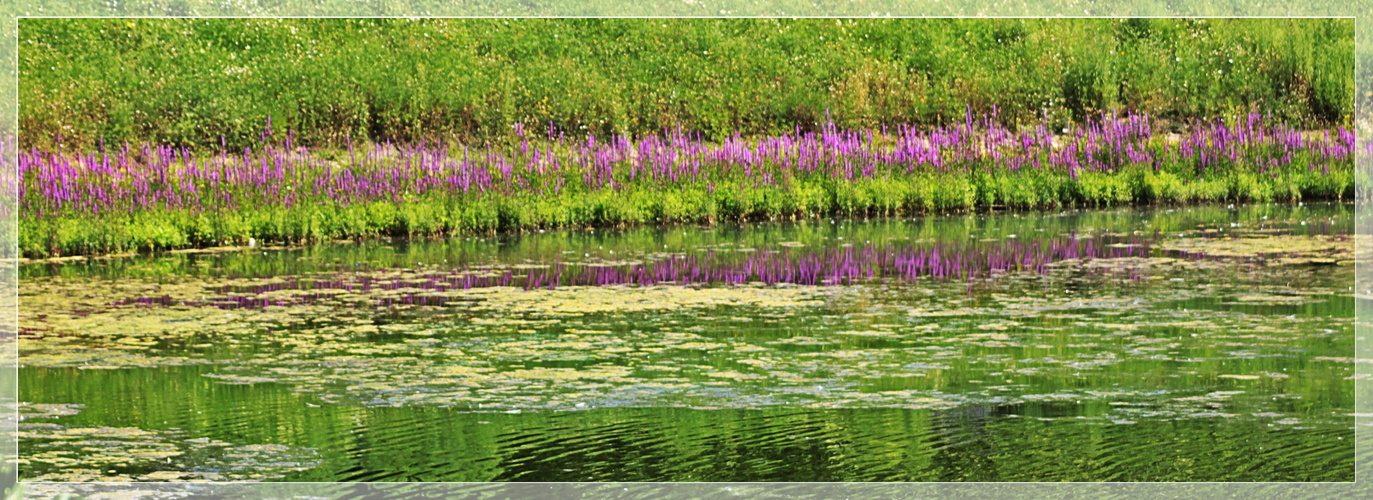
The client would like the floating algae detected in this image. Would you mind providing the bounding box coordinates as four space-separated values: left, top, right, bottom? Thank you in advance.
17 404 321 482
20 424 321 482
17 403 84 420
18 210 1355 415
20 335 216 369
32 292 1331 410
14 204 1357 483
1227 294 1327 306
1158 234 1351 262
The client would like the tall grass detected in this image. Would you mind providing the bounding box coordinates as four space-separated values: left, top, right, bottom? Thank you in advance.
19 18 1355 151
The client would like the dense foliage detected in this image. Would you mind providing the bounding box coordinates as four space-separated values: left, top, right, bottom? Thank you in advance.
17 110 1359 258
19 18 1355 151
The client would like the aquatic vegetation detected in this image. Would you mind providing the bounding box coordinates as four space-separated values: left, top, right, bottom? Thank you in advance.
17 404 84 421
45 221 1338 317
15 16 1363 484
16 403 321 482
18 235 1351 413
18 108 1361 258
1158 233 1351 263
149 232 1164 309
20 423 320 482
18 209 1354 482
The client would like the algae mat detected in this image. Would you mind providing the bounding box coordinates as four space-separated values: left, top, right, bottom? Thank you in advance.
18 203 1355 481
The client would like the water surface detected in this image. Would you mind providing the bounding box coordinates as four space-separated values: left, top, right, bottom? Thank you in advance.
19 204 1355 481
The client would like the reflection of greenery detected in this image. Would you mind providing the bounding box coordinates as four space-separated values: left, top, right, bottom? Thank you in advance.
20 202 1352 280
0 265 16 498
20 251 1355 411
17 210 1355 481
18 366 1354 481
4 0 1369 491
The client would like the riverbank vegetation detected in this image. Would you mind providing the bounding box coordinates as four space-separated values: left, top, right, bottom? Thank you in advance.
20 18 1354 151
14 18 1361 258
18 110 1358 258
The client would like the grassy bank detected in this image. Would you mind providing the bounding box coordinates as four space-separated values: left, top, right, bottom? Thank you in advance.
19 166 1353 259
19 108 1357 258
19 18 1354 151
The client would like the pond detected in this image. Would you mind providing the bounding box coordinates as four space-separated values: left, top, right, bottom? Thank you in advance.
18 203 1355 482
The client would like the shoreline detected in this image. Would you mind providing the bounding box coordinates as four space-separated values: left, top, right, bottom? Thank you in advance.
18 183 1353 261
17 112 1360 259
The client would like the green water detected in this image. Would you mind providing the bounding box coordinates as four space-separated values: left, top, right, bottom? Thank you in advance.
19 204 1355 482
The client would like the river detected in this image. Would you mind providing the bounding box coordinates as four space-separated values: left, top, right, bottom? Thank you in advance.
18 203 1354 482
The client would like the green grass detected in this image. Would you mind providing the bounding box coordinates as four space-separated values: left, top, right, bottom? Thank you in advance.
19 165 1352 259
13 16 1361 258
19 18 1355 151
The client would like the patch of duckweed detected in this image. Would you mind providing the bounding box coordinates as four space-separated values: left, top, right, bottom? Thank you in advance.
1227 294 1326 306
443 285 830 316
1159 234 1351 262
17 403 84 420
17 233 1352 418
19 421 321 482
